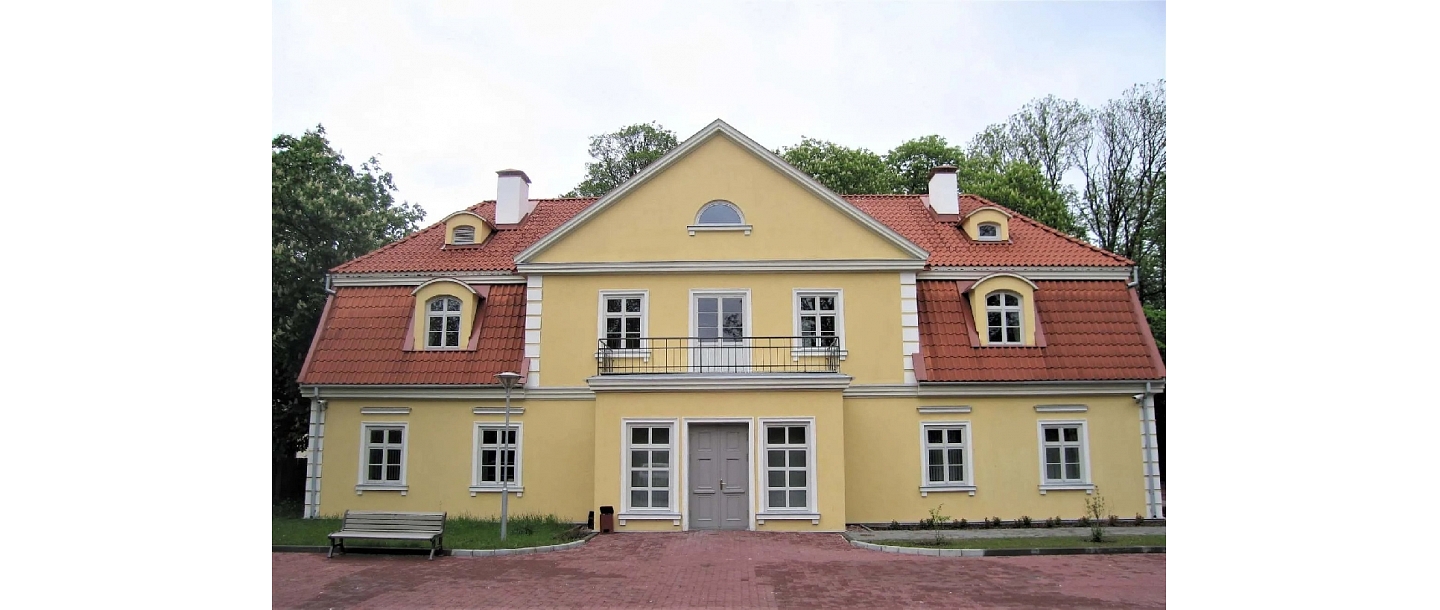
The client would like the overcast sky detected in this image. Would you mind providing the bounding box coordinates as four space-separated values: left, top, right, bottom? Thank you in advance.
274 1 1164 223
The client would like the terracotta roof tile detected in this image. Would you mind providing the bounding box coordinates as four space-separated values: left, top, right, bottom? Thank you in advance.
298 284 526 386
916 280 1163 382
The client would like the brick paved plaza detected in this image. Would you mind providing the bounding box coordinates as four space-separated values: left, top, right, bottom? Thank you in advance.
273 531 1164 609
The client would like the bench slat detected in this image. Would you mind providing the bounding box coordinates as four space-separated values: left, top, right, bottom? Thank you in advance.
330 532 439 540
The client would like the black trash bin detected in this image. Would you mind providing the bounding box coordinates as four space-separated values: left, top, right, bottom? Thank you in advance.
599 505 614 534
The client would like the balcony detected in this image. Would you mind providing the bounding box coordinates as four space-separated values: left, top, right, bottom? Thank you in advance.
596 336 841 375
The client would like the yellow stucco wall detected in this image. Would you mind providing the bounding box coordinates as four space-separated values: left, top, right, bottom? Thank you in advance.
444 212 491 245
532 134 917 263
537 272 905 387
962 208 1011 241
592 391 847 532
969 275 1038 346
316 399 595 521
842 395 1146 523
410 281 478 351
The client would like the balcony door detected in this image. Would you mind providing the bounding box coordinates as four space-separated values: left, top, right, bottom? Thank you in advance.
692 292 748 373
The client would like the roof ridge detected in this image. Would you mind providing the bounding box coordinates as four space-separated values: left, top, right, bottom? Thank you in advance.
331 215 450 273
960 194 1134 266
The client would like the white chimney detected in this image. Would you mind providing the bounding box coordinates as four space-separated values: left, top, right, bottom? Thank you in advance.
927 165 959 215
495 169 534 225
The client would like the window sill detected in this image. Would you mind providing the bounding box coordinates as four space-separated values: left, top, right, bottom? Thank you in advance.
756 511 821 525
355 484 408 496
687 224 752 236
790 348 847 361
617 511 682 526
920 484 977 497
1038 483 1095 495
469 485 524 497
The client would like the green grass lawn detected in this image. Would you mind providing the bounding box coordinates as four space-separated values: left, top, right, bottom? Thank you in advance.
871 534 1165 550
273 513 584 550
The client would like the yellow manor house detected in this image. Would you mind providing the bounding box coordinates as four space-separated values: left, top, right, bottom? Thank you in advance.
297 120 1165 531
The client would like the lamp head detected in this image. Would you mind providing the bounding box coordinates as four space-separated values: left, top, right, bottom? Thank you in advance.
496 371 522 390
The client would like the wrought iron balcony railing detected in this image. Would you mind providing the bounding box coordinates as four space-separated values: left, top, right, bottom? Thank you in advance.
596 336 841 375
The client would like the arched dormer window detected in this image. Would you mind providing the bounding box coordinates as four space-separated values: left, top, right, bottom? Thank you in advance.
984 291 1022 344
453 225 476 244
688 200 752 235
977 222 1001 241
426 296 463 348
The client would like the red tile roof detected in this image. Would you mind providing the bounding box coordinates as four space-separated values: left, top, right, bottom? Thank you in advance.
916 280 1164 382
331 194 1128 274
298 284 526 385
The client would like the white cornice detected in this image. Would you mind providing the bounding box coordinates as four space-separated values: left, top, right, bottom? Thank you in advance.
917 406 972 413
303 385 519 400
842 384 920 398
517 259 926 275
330 273 528 287
524 387 595 401
514 119 930 264
919 267 1131 281
586 373 852 392
917 380 1164 397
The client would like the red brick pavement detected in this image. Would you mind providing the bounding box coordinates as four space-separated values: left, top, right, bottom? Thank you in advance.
273 531 1164 609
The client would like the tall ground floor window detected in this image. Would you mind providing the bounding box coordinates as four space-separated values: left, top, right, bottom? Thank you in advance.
761 420 813 512
625 422 675 512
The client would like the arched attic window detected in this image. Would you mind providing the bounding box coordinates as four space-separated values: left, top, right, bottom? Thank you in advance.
984 291 1023 345
426 296 463 348
453 225 476 244
688 200 752 235
977 223 1001 241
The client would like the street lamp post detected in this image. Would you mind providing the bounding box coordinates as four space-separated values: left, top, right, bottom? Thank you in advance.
495 371 522 541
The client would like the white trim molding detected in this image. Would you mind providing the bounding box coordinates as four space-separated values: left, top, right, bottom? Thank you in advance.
524 275 543 388
917 380 1165 397
687 224 752 236
1036 419 1092 495
514 119 930 263
919 421 976 497
588 373 852 392
473 406 526 415
360 407 411 415
302 397 328 519
410 278 479 296
757 417 818 519
919 266 1131 281
524 387 595 401
843 384 920 398
356 421 409 495
331 272 527 287
622 418 680 519
598 289 650 358
917 406 971 414
900 272 920 384
1033 404 1088 413
792 288 846 359
516 259 927 274
471 421 523 496
303 385 522 400
1138 388 1164 519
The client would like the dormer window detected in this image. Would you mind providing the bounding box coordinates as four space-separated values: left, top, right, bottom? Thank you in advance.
978 223 1000 241
688 200 752 235
962 206 1012 241
985 291 1022 344
453 225 476 244
426 296 463 348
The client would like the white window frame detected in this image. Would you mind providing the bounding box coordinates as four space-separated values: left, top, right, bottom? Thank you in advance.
984 290 1023 345
687 200 752 235
425 295 464 349
792 289 847 360
597 290 649 357
757 418 817 519
452 224 476 244
977 222 1002 241
470 422 523 495
1037 419 1095 494
621 419 678 516
919 421 976 496
356 422 408 493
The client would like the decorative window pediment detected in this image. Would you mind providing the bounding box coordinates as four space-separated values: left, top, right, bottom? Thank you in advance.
688 200 752 236
967 273 1039 347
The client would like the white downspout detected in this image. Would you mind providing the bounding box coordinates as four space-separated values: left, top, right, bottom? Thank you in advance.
303 389 328 519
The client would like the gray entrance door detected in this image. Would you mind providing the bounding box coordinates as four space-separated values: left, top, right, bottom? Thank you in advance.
688 424 749 530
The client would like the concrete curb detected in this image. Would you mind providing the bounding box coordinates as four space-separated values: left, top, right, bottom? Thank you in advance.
842 534 1164 558
272 532 598 557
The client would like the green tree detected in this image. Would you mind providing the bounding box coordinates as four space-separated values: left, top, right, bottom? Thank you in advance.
272 126 425 498
778 137 898 195
884 135 964 195
565 122 679 197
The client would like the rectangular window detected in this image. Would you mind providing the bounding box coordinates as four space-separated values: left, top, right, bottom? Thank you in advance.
1040 423 1086 483
601 292 646 350
923 424 969 484
763 423 812 511
473 424 522 488
361 424 406 485
625 423 673 511
796 292 840 348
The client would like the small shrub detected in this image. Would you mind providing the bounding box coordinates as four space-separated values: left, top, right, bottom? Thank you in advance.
921 504 951 530
889 520 900 530
1135 514 1146 526
1084 495 1108 543
1107 514 1120 526
1077 515 1090 527
988 516 1002 528
1018 515 1032 528
957 518 967 529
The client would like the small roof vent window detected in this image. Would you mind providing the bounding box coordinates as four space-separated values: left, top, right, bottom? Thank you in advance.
453 225 476 244
977 223 1000 241
696 201 743 225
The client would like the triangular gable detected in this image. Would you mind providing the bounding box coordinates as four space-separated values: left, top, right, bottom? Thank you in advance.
515 119 929 264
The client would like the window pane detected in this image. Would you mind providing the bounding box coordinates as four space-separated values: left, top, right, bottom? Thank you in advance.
819 317 834 333
1064 428 1078 442
946 429 962 444
368 465 381 480
1047 463 1062 480
430 299 444 311
631 427 648 445
624 318 639 333
446 316 460 332
631 470 648 488
1044 428 1060 443
428 331 442 346
1005 311 1019 327
631 490 648 508
949 464 962 482
789 490 806 508
625 298 641 313
722 298 742 314
723 315 742 339
789 450 806 467
1006 327 1019 343
607 299 622 313
768 450 785 467
819 297 834 311
768 471 785 488
370 430 384 444
948 448 963 468
699 312 718 329
386 465 400 481
789 470 806 487
428 317 442 332
446 331 459 346
369 448 382 465
388 430 402 444
482 430 497 444
698 203 741 224
447 298 461 311
1005 294 1018 307
929 464 944 482
788 426 806 444
652 490 669 507
482 451 495 466
387 449 401 464
1065 447 1080 465
928 448 943 467
986 294 1000 307
631 450 648 468
926 429 942 444
652 470 668 488
1065 463 1080 480
801 317 816 333
767 427 785 444
988 328 1002 342
651 427 669 445
769 490 785 508
988 312 1001 327
481 466 495 481
504 430 517 445
800 297 815 311
1046 447 1061 465
652 450 669 466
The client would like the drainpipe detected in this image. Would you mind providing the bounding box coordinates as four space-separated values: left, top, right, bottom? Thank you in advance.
303 388 328 519
1136 381 1163 519
1128 266 1140 288
323 273 336 295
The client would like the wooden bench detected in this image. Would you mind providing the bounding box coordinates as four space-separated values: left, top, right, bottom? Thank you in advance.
328 510 446 560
